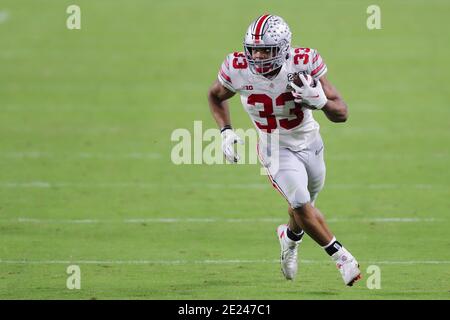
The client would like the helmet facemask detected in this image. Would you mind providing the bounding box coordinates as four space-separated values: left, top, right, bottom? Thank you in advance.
244 41 289 75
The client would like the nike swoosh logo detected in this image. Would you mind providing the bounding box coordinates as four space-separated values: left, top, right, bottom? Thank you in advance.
315 146 324 155
306 95 320 98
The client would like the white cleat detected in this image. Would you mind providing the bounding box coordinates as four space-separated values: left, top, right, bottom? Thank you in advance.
331 247 362 286
276 224 301 280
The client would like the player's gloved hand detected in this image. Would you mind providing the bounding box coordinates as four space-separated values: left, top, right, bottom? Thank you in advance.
290 74 328 110
221 127 244 163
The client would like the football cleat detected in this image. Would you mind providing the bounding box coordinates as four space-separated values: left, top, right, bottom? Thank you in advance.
276 224 301 280
331 247 362 286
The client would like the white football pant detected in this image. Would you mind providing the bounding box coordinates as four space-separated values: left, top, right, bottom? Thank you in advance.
260 133 326 208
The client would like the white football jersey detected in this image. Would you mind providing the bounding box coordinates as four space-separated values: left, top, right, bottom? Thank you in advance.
218 47 327 151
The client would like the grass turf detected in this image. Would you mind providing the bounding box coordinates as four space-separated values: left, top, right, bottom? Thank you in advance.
0 0 449 299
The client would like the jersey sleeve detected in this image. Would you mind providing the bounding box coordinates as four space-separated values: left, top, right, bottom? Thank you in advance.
307 49 327 79
217 54 236 92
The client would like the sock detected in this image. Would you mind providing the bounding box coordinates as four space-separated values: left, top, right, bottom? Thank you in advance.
322 237 343 256
287 228 304 242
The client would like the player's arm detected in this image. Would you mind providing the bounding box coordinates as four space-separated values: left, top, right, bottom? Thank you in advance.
207 80 243 163
292 48 348 123
319 75 348 123
207 79 235 129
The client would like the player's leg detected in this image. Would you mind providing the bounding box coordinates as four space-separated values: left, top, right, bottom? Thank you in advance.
288 206 333 244
282 135 332 244
268 147 345 281
291 203 331 245
287 206 304 237
291 134 361 286
304 134 334 240
270 147 344 280
292 203 361 286
312 207 334 240
264 148 306 280
264 145 361 285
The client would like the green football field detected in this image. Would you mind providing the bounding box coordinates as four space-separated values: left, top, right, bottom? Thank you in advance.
0 0 449 299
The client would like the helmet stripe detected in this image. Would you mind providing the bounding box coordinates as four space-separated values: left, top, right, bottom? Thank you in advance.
254 14 271 41
251 15 263 35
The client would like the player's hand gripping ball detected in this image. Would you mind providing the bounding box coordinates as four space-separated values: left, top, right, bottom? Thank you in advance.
289 73 327 110
292 72 314 89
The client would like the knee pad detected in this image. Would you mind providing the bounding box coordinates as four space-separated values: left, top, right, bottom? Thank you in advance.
290 186 311 209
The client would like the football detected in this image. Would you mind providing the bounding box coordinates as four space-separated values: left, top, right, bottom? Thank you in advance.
291 72 314 89
289 73 318 109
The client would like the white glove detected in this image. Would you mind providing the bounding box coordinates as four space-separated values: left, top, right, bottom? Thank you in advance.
289 74 328 110
221 128 244 163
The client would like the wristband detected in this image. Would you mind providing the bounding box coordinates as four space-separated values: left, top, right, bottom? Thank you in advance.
220 125 232 133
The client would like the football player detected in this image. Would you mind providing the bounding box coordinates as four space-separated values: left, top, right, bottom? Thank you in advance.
207 14 361 286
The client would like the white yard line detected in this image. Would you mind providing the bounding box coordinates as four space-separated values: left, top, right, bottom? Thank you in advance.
6 217 440 224
0 10 9 23
0 152 447 165
328 154 449 160
0 181 445 190
0 152 162 159
1 151 447 160
0 259 449 266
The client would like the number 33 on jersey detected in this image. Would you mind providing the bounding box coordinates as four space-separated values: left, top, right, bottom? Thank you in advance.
218 48 327 151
